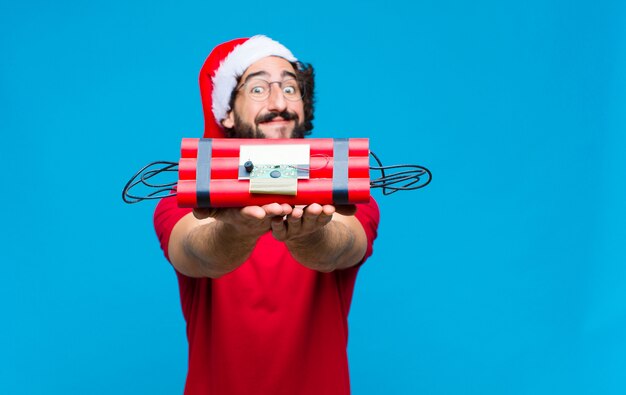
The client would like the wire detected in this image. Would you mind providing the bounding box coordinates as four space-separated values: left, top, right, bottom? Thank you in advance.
122 161 178 203
122 152 432 204
368 151 432 195
289 153 331 171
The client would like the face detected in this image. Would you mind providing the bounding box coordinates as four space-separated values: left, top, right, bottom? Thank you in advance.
222 56 306 139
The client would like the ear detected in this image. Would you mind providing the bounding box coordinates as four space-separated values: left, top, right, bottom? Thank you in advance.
221 110 235 129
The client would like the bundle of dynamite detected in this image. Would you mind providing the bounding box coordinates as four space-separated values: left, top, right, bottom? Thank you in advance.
122 138 431 208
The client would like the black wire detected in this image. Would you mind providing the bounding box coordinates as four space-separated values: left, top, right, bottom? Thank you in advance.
141 166 178 188
125 162 177 192
122 151 432 204
369 151 432 195
122 161 178 204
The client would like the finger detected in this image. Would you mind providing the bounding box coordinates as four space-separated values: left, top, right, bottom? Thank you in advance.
321 205 336 216
300 204 324 232
286 207 304 234
193 207 218 220
304 204 330 224
335 204 357 216
304 203 323 217
263 203 292 217
280 203 294 215
240 206 267 220
289 206 305 220
315 213 333 228
316 205 335 224
271 216 288 240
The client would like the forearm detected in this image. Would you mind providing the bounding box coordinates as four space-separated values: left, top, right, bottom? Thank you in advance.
168 211 268 279
285 221 362 272
182 221 260 277
170 204 292 278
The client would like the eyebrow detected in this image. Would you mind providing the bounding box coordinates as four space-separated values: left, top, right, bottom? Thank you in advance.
242 71 269 83
282 70 297 79
242 70 297 84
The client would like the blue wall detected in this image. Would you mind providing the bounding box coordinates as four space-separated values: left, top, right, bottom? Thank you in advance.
1 1 624 394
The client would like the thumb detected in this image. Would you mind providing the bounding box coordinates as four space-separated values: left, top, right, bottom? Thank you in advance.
193 207 219 220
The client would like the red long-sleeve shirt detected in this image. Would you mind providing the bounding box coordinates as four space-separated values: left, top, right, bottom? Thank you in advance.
154 196 379 394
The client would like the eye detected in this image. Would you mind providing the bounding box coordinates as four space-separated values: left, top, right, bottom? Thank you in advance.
250 85 266 95
282 81 299 96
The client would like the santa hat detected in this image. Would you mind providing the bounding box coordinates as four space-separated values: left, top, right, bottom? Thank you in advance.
199 35 298 138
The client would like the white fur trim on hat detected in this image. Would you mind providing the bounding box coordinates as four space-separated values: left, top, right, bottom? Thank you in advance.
211 35 298 124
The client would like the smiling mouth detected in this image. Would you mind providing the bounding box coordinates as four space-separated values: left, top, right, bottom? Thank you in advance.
259 118 291 125
256 111 298 124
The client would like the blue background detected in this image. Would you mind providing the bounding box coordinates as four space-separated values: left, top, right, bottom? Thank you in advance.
1 0 625 394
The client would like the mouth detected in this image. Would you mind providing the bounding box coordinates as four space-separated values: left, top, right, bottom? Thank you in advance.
257 118 296 132
259 117 291 125
256 111 298 126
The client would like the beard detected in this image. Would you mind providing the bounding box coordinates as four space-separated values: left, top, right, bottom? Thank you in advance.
224 110 307 139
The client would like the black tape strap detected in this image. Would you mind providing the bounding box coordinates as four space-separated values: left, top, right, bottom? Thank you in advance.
332 138 350 204
196 138 212 208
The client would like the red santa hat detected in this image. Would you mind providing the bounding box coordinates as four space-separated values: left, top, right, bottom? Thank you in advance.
199 35 298 138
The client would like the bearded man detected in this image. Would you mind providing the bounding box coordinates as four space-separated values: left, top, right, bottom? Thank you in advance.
154 35 380 395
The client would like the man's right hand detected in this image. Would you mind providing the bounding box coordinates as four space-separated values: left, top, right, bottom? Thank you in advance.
169 203 292 278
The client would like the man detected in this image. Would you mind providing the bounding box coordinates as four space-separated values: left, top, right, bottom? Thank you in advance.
154 35 380 395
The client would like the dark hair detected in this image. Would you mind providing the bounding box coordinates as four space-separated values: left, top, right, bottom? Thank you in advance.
224 60 315 136
295 61 315 134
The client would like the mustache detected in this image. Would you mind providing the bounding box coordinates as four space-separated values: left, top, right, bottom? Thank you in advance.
255 111 298 124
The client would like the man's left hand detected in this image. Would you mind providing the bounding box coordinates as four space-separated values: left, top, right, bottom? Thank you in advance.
270 204 356 242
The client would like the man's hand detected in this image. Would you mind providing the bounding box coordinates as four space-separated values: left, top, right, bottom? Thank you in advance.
270 204 366 272
168 203 293 278
170 201 364 277
270 204 357 242
194 203 294 239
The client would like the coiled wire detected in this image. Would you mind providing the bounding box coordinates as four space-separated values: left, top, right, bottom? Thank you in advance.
122 161 178 203
368 151 432 195
122 152 431 203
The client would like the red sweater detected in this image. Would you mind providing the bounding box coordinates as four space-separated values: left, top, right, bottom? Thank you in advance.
154 196 379 394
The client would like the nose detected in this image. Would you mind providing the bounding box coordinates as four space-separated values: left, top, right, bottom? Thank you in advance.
266 82 287 112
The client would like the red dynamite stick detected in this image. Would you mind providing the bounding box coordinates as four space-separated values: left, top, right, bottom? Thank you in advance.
176 179 197 207
178 158 196 180
177 178 370 208
178 156 370 180
180 138 370 158
180 138 199 159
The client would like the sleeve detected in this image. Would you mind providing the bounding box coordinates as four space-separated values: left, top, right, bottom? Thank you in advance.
353 197 381 264
153 194 193 261
153 195 199 326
